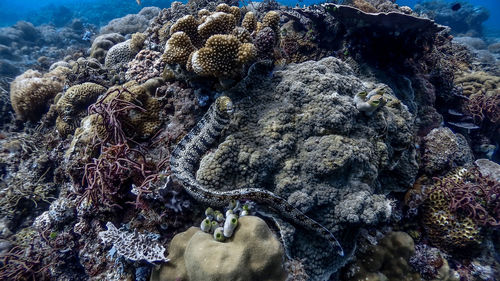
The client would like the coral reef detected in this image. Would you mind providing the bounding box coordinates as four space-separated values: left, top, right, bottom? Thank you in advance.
2 1 499 280
192 57 417 278
150 216 286 281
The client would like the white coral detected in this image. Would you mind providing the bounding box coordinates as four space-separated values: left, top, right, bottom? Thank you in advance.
98 222 169 263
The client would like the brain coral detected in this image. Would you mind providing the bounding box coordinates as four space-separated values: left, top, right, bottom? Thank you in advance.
56 82 107 137
194 57 417 278
10 67 68 121
90 33 126 63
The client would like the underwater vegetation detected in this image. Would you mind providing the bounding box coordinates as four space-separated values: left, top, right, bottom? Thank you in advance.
0 0 499 280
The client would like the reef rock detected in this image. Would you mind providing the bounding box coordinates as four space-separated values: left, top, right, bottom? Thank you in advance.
151 216 286 281
194 57 417 278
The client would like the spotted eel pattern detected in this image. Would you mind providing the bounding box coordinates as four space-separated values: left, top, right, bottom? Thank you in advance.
170 96 344 256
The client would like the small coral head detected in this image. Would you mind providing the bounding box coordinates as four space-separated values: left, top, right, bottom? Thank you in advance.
216 96 234 116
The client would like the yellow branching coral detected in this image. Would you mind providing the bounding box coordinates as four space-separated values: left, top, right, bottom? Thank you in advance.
232 26 252 43
216 3 241 23
170 15 201 47
262 11 280 33
198 12 236 40
162 31 196 65
242 12 257 33
190 34 256 78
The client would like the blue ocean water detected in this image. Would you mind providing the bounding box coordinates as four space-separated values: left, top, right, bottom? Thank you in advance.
0 0 499 34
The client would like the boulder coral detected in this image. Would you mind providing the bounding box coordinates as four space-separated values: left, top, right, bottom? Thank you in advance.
344 232 460 281
104 33 146 70
10 67 69 121
150 216 286 281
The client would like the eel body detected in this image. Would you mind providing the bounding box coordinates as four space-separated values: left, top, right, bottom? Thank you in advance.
170 96 344 256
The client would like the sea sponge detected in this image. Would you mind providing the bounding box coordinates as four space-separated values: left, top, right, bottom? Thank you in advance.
56 82 107 136
242 11 257 33
162 31 196 65
150 216 286 281
190 34 256 77
90 33 126 63
197 12 236 40
10 68 67 121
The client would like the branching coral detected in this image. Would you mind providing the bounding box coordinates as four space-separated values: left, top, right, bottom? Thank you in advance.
161 6 279 80
98 222 168 263
190 34 256 77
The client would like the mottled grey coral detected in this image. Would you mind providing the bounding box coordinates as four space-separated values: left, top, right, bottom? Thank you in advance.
194 57 417 278
421 127 473 175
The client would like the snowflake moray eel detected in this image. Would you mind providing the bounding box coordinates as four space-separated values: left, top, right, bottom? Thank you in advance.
170 96 344 256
